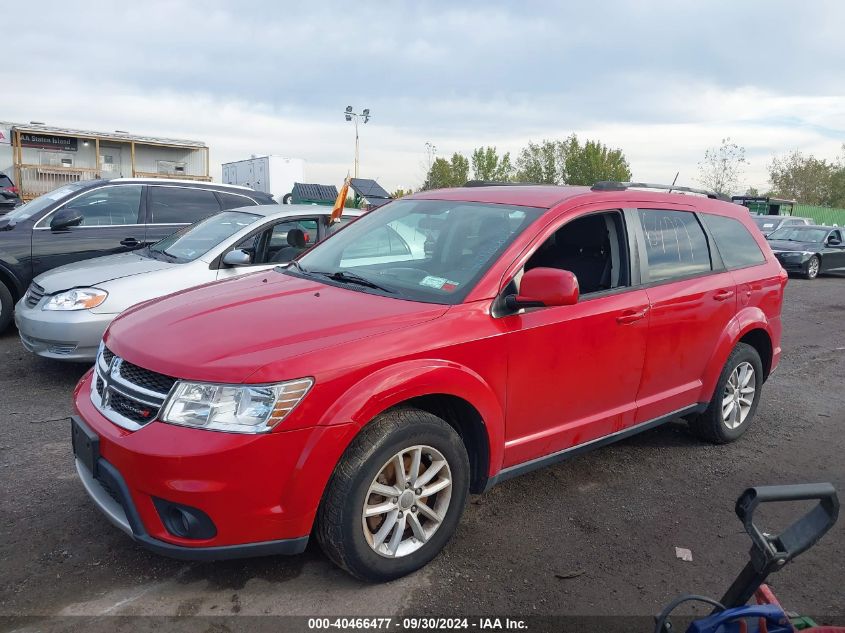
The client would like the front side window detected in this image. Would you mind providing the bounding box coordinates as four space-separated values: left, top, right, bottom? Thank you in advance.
148 186 221 224
700 214 766 269
638 209 711 282
149 210 260 262
293 199 544 303
7 182 90 223
521 210 629 295
62 185 143 226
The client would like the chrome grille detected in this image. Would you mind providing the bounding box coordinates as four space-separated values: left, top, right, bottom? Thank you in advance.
25 283 45 308
92 346 176 431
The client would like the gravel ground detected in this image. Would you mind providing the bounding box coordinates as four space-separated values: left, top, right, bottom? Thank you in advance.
0 275 843 632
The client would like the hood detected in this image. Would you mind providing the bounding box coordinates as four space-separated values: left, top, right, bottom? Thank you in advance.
766 240 820 253
35 251 176 293
105 271 450 383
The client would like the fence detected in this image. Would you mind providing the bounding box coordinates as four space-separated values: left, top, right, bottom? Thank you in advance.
17 165 99 201
792 204 845 226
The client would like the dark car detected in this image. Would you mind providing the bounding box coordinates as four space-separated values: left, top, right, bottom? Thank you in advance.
767 225 845 279
0 172 22 214
750 214 811 236
0 178 276 331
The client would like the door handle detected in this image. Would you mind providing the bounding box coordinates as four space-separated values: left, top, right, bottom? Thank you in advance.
714 289 735 301
120 237 140 248
616 307 649 325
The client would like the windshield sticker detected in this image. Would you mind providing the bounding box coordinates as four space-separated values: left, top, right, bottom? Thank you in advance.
419 276 459 291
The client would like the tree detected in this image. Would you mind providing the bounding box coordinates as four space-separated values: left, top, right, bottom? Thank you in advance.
698 138 747 196
562 135 632 186
422 152 469 190
515 140 565 184
768 150 833 205
470 146 513 182
390 188 413 199
744 187 760 197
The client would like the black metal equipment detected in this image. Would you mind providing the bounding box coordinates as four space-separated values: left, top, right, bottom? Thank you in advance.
591 181 731 201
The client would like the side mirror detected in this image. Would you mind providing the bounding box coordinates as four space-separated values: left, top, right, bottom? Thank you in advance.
222 249 252 267
828 238 841 246
506 267 579 310
50 208 84 230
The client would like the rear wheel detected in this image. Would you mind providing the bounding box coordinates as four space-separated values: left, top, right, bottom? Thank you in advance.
688 342 763 444
316 408 469 582
803 255 820 279
0 283 14 332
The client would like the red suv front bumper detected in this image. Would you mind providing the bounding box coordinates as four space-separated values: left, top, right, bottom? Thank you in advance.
72 370 353 559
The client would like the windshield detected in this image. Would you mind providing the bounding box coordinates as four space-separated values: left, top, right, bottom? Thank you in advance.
149 210 261 261
3 182 90 223
767 226 828 243
751 216 779 230
292 199 545 303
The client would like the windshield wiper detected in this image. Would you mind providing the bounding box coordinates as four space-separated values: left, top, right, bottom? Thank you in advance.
315 270 396 293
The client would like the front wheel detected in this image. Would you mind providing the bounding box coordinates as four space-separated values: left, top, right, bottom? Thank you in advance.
0 283 14 332
688 342 763 444
316 408 469 582
803 255 820 279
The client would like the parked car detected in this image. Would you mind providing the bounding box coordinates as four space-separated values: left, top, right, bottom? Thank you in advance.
0 172 22 214
750 214 811 236
71 182 786 581
16 205 361 361
767 224 845 279
0 178 276 332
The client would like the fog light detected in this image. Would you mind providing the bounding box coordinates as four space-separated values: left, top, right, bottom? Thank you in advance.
152 498 217 540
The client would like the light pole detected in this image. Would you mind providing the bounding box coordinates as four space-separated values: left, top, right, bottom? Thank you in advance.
344 106 371 178
425 142 437 172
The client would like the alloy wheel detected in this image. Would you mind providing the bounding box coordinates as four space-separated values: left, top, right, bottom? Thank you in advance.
361 445 452 558
808 257 819 278
722 361 756 430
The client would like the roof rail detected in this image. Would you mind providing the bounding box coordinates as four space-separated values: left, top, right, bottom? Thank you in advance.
463 180 540 187
591 181 730 201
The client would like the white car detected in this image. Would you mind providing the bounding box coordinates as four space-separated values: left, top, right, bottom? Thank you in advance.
15 205 362 361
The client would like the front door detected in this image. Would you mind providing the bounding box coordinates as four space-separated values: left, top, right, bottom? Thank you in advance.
500 210 649 467
30 184 145 278
216 217 320 280
824 229 845 270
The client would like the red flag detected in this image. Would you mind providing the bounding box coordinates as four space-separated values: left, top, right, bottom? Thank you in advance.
331 177 350 224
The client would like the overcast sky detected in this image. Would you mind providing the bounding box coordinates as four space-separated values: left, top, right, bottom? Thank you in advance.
4 0 845 193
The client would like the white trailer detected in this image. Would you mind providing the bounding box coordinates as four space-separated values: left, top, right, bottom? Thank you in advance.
221 155 305 204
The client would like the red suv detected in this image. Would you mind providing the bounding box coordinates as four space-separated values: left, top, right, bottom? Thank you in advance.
71 182 786 581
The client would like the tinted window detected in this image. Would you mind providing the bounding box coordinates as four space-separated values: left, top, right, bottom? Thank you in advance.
0 174 13 188
638 209 711 282
752 216 778 231
218 192 257 210
701 214 766 269
64 185 143 226
148 186 221 224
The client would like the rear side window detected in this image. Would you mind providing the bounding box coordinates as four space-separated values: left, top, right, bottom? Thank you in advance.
0 174 13 188
638 209 711 282
700 214 766 269
148 186 221 224
218 192 257 210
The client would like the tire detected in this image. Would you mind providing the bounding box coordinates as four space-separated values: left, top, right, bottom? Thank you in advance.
0 282 14 332
688 342 763 444
803 255 820 279
282 193 293 205
316 407 470 582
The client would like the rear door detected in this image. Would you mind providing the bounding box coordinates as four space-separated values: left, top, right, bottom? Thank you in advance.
30 184 145 277
633 207 737 422
144 185 223 245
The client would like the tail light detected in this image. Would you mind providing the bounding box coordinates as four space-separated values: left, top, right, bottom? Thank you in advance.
1 186 18 194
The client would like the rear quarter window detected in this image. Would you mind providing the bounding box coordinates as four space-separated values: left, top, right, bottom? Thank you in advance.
701 214 766 269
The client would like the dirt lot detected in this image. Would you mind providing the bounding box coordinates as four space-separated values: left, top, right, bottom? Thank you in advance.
0 275 843 631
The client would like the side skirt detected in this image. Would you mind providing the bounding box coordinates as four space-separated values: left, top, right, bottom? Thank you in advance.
483 403 707 492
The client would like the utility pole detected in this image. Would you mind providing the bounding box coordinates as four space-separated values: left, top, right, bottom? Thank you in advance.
344 106 371 178
425 142 437 173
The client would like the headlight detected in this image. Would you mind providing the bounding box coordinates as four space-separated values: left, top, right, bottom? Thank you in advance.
43 288 108 311
161 378 313 433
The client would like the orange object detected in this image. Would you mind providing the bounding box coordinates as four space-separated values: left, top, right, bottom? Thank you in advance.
330 178 350 224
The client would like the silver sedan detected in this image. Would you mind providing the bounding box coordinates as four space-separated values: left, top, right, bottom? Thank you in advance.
15 204 361 361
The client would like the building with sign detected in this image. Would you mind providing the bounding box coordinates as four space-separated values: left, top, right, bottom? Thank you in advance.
0 122 210 202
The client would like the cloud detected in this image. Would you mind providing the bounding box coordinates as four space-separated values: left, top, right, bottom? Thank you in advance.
3 0 844 193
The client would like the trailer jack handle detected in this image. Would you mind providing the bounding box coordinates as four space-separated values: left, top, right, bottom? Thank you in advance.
719 482 839 609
